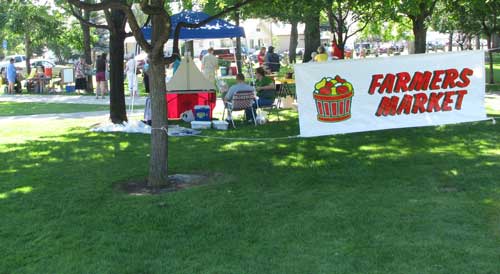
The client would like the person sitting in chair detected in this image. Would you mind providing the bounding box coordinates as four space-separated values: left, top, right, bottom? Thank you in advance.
224 73 254 120
245 67 276 122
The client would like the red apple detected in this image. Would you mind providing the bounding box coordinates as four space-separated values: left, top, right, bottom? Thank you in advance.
335 76 346 83
319 87 331 94
336 85 349 94
325 81 333 88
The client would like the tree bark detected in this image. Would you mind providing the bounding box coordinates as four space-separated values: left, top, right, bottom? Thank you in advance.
487 35 494 84
303 13 320 63
24 33 32 75
108 9 128 124
185 40 194 58
288 20 298 63
448 32 453 52
148 7 169 188
82 9 94 94
235 11 242 73
412 16 427 54
475 35 480 50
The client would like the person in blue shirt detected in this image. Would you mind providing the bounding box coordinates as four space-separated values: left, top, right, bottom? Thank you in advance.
224 73 254 103
6 59 17 94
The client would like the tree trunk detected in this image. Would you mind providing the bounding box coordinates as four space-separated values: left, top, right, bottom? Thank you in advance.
108 10 128 124
487 36 494 84
148 50 169 187
475 35 480 50
303 13 320 63
235 11 242 73
82 9 94 94
448 32 453 52
24 33 32 75
412 16 427 54
148 7 170 188
288 20 298 63
185 40 194 58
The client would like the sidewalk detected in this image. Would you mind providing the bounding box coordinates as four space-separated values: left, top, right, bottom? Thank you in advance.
0 94 147 105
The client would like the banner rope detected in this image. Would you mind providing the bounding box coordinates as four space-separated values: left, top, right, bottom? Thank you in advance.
151 126 300 141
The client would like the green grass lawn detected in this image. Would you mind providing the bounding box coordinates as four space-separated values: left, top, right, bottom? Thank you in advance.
0 107 499 273
0 102 111 116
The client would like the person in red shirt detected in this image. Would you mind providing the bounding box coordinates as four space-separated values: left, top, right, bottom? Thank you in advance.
257 47 266 67
331 40 343 60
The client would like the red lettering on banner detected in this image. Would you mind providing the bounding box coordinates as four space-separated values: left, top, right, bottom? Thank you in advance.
369 68 473 94
397 95 413 115
455 90 468 110
368 67 474 117
456 68 473 88
441 69 459 89
441 91 456 111
430 70 445 90
380 73 395 93
375 96 399 116
374 90 470 117
368 74 384 94
408 71 432 91
426 92 444 112
412 93 428 113
394 72 411 92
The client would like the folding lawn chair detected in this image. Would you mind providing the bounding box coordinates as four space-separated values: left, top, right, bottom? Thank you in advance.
222 90 257 128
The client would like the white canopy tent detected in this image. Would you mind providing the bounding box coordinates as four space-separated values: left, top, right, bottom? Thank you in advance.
166 54 216 92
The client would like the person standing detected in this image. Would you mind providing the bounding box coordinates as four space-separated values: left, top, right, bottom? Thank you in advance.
6 59 17 94
142 57 150 94
257 47 266 67
201 47 218 82
74 56 89 94
264 46 280 73
95 53 108 99
124 55 138 97
314 46 329 62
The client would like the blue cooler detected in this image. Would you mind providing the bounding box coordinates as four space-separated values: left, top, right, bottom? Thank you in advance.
66 85 75 93
194 105 210 121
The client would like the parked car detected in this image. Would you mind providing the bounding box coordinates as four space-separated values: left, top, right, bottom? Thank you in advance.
199 48 236 62
427 42 445 52
0 54 26 72
29 59 70 78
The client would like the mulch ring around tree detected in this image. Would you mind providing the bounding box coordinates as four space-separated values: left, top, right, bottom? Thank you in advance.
116 173 225 195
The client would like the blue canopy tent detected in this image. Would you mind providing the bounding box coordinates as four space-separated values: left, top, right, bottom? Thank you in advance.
142 10 245 40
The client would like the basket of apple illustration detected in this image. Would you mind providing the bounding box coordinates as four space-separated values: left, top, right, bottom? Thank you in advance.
313 75 354 122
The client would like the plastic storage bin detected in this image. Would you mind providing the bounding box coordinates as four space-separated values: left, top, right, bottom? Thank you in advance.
212 120 229 130
191 121 212 129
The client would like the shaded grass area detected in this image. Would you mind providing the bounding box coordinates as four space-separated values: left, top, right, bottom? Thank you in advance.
0 102 110 116
0 109 499 273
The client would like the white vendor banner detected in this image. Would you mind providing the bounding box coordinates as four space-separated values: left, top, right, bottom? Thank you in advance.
295 51 488 137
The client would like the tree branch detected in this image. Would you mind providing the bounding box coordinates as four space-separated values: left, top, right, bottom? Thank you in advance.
70 4 109 30
167 0 261 64
66 0 125 11
140 0 162 15
122 5 153 53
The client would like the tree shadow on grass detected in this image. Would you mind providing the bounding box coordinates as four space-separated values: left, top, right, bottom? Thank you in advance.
0 115 499 273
